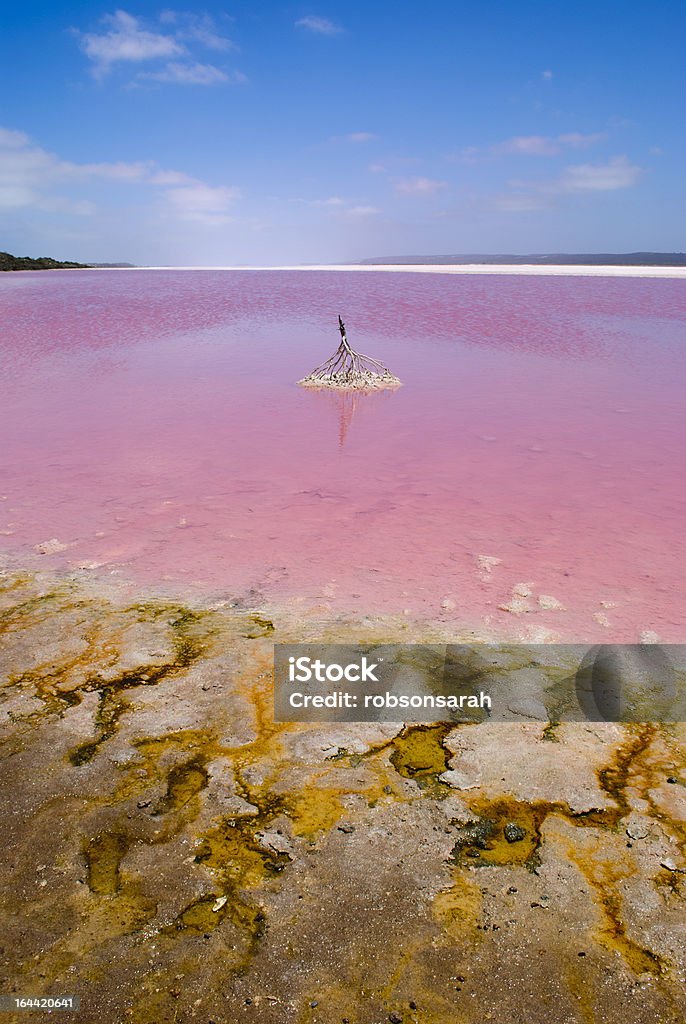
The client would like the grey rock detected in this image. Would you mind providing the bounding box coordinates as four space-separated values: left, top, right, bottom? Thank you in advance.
504 823 526 843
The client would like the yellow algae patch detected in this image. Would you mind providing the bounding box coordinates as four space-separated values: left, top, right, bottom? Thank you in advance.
566 831 666 976
432 875 483 938
158 758 208 813
453 796 558 869
389 724 452 796
286 786 345 839
85 830 130 895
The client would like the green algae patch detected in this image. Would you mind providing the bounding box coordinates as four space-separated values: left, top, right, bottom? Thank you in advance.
85 830 130 895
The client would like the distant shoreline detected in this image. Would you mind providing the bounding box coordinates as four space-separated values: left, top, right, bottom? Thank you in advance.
74 263 686 279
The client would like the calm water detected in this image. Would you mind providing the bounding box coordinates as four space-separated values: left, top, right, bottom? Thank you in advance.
1 269 684 641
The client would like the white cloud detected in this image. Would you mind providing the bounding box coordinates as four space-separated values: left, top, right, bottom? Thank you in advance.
79 11 183 75
295 16 343 35
368 162 386 173
311 196 345 206
541 69 553 80
0 125 240 227
395 176 447 195
344 132 376 143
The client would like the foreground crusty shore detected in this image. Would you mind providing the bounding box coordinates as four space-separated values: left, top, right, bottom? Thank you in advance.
102 264 686 278
1 567 685 1024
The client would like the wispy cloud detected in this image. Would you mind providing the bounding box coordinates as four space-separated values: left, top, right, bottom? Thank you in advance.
494 155 643 211
458 132 605 162
395 176 447 195
309 196 345 206
141 62 245 85
490 192 552 212
344 205 380 217
159 11 235 51
328 131 377 144
78 11 182 74
164 183 240 225
295 16 343 35
76 10 239 85
493 135 561 156
548 155 642 193
0 124 240 226
291 195 379 218
541 69 553 80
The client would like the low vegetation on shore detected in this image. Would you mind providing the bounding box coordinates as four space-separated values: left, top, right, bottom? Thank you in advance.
0 250 91 271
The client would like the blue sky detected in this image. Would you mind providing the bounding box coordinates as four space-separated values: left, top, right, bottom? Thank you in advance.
1 1 684 264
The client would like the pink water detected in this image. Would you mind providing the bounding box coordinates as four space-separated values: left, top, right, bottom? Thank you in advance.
1 269 684 642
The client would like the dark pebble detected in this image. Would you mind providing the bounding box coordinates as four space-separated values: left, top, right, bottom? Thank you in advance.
310 1001 318 1008
389 1013 403 1023
667 776 678 784
409 1001 417 1010
504 822 526 843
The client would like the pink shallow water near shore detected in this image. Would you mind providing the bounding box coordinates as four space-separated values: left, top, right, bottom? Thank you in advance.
1 269 684 641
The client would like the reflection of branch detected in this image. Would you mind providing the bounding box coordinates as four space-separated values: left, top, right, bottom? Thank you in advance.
298 315 401 391
312 387 395 447
336 391 357 447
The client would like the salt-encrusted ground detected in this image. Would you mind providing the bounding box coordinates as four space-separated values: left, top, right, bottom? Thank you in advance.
1 567 684 1024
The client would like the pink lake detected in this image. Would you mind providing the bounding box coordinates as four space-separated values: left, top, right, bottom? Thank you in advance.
0 268 684 642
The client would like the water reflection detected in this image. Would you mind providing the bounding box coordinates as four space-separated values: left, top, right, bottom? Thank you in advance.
309 387 400 446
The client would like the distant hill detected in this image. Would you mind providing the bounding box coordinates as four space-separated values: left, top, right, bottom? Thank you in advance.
0 250 92 271
360 252 686 267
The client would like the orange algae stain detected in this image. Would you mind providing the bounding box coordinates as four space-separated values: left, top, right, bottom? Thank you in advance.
597 723 658 818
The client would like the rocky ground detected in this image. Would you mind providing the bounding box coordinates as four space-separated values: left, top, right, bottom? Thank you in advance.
0 567 684 1024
